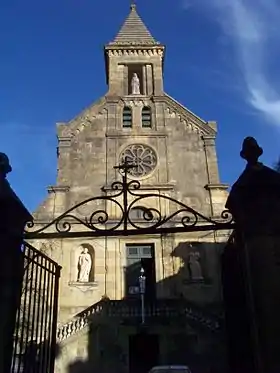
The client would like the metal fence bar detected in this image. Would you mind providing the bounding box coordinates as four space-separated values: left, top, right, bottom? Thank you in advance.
15 245 33 372
34 254 43 370
41 257 50 371
42 260 53 371
49 263 60 373
38 255 48 373
46 262 54 371
10 242 61 373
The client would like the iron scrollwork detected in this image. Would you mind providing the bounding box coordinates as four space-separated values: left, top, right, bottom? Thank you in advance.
25 162 234 238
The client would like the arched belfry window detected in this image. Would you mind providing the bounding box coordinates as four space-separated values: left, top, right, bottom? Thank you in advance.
123 106 132 128
142 106 152 128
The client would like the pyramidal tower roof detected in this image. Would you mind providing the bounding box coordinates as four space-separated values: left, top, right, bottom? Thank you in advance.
109 3 159 46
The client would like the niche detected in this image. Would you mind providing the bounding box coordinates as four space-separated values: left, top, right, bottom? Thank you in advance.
76 243 95 283
128 64 143 95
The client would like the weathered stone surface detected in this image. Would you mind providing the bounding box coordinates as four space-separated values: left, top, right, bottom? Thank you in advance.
31 5 229 373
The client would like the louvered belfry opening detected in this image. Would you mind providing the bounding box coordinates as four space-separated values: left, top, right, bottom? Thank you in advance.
123 106 132 128
142 106 152 128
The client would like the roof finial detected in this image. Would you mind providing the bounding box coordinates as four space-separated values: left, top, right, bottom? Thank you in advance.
130 0 136 10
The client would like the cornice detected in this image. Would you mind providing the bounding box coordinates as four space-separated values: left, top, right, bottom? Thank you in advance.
105 95 121 104
102 183 175 192
47 185 70 193
106 130 167 138
121 95 153 101
104 47 164 59
57 136 72 147
105 44 164 50
204 184 229 191
153 94 217 136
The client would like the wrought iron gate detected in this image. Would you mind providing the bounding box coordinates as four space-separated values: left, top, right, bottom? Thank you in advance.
24 162 235 240
17 161 235 372
11 241 61 373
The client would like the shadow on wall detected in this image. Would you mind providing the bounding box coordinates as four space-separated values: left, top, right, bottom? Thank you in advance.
68 360 90 373
60 240 229 373
20 339 61 373
162 241 224 305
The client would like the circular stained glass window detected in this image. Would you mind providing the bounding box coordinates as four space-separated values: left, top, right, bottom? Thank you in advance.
120 144 157 178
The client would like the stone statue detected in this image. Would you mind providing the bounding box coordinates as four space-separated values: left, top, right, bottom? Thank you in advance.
188 252 203 281
240 136 263 165
0 152 12 178
77 247 92 282
131 73 140 95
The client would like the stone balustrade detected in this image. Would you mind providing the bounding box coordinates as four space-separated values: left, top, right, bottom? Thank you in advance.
57 301 105 341
57 299 223 341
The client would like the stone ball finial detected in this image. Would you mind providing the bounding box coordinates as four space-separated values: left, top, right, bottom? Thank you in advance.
0 152 12 177
240 137 263 164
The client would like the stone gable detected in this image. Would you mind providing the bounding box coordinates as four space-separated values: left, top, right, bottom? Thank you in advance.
30 5 230 373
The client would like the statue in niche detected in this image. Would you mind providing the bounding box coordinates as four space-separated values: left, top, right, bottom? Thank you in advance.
188 251 203 281
77 247 92 282
131 73 140 94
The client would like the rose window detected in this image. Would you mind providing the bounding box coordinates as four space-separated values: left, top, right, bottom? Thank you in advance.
120 144 157 178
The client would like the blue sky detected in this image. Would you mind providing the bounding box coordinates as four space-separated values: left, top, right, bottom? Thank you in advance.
0 0 280 212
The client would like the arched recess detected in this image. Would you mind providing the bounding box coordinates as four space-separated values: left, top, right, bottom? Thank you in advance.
123 106 132 128
141 106 152 128
77 243 95 282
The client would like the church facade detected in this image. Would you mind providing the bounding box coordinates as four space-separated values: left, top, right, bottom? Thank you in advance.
32 5 230 373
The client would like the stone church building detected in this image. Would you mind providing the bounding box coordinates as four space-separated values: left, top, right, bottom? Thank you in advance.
32 4 230 373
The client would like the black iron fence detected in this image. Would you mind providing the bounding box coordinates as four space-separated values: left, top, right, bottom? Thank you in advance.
11 241 61 373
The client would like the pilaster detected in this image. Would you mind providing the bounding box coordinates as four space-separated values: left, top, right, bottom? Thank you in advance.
47 185 70 216
105 96 119 131
57 135 71 185
146 64 154 95
202 133 229 216
202 133 219 184
153 61 164 95
142 65 147 95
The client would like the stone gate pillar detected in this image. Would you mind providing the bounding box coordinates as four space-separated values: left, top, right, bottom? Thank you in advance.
0 153 32 373
225 137 280 373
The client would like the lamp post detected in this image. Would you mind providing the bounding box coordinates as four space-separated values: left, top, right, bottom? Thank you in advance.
139 267 146 324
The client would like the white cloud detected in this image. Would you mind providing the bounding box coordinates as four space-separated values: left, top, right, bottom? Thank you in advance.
183 0 280 126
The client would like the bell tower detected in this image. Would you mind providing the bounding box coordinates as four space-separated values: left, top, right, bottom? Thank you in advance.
104 4 165 96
